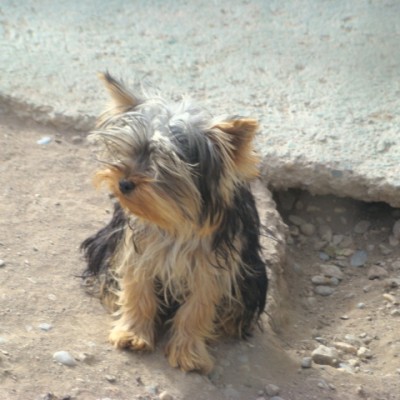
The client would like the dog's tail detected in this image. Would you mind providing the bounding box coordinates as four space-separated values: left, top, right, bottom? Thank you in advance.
80 200 126 310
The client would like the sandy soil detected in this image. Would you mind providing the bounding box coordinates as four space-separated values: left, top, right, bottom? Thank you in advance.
1 116 399 400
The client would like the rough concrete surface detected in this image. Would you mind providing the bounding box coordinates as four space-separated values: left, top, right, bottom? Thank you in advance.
1 0 400 204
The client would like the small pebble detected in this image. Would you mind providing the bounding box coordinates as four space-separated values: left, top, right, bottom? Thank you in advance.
311 345 340 367
354 220 370 234
335 248 354 257
344 335 361 347
71 135 84 144
320 264 344 280
357 302 366 309
300 223 315 236
340 236 353 247
311 275 330 285
317 380 330 390
356 386 367 397
39 323 52 332
350 250 368 267
105 375 116 383
301 357 312 368
318 225 332 242
0 259 5 267
146 385 159 395
348 358 360 367
77 352 95 364
53 351 77 367
338 363 354 374
265 384 280 397
315 337 327 344
357 347 372 359
390 309 400 317
333 342 357 355
288 215 305 226
331 234 344 246
208 366 223 384
37 136 52 145
311 275 339 286
323 246 336 258
314 286 334 296
383 293 399 304
363 285 371 293
367 265 388 280
361 335 373 345
318 252 330 261
330 277 340 286
159 391 174 400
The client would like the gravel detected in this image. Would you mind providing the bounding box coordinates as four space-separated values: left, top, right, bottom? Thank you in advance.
159 391 174 400
301 357 312 368
311 345 340 367
333 342 358 355
367 265 389 280
38 323 52 332
314 286 335 296
357 347 372 359
350 250 368 267
320 264 344 280
300 223 316 236
53 351 77 367
265 384 280 397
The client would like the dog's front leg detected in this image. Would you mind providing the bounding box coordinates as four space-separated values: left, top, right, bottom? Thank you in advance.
109 270 157 351
165 269 220 373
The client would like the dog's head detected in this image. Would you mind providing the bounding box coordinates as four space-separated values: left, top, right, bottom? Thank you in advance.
90 72 259 236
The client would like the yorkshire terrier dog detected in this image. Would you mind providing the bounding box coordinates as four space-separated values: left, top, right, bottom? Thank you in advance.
81 72 268 373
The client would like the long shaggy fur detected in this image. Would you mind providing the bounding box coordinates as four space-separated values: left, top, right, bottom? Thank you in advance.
81 72 268 373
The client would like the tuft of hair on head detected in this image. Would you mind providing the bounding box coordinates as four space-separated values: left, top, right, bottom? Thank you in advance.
210 117 260 180
96 71 142 126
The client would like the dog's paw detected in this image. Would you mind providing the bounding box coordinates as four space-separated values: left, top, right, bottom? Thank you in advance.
109 328 154 351
165 336 214 373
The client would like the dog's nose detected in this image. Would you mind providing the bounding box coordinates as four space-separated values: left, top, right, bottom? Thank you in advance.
119 179 136 194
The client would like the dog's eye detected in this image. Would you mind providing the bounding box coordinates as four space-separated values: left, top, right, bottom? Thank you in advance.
119 179 136 194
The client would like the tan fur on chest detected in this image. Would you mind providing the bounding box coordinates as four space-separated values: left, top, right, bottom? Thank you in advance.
114 221 243 304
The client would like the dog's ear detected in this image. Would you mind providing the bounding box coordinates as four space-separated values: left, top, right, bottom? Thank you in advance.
98 71 141 109
211 117 260 179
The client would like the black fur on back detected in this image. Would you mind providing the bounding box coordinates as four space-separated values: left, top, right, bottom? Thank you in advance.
214 184 268 337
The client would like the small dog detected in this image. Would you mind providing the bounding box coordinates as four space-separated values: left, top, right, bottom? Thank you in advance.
81 72 268 373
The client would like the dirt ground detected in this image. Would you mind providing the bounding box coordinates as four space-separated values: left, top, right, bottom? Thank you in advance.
1 115 399 400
